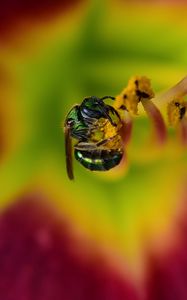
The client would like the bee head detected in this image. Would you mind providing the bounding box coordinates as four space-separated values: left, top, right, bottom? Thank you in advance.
80 96 116 126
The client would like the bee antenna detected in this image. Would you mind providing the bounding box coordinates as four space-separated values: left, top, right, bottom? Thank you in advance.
100 96 115 101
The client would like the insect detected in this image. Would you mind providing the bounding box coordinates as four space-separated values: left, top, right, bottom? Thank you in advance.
64 96 124 180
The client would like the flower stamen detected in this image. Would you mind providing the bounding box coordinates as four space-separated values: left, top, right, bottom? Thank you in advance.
167 99 187 146
119 111 133 146
152 76 187 107
141 99 167 146
114 76 167 146
114 76 154 115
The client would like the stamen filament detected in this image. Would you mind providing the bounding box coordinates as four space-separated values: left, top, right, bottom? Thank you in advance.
178 118 187 147
141 99 167 146
120 111 133 146
152 76 187 107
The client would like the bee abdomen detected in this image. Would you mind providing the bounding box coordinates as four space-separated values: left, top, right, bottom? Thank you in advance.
74 149 123 171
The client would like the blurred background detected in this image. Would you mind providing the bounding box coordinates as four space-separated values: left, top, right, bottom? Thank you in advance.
1 0 187 299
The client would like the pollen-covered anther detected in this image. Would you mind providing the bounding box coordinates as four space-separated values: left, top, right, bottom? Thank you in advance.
114 76 155 115
167 99 187 127
167 98 187 146
114 75 167 145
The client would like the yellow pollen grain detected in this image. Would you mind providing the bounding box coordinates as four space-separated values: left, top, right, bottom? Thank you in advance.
114 75 155 115
167 98 187 126
89 116 123 151
104 121 119 139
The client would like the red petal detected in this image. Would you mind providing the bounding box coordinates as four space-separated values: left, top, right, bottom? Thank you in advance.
0 0 83 38
0 194 139 300
146 194 187 300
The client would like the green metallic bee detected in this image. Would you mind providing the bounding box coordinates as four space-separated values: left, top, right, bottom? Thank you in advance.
64 96 124 180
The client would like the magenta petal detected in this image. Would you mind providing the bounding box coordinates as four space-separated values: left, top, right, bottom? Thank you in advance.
146 250 187 300
146 215 187 300
0 194 139 300
0 0 83 39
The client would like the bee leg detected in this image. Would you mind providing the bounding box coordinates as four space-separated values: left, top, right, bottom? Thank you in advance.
96 135 117 147
75 135 119 151
64 125 74 180
75 136 117 150
98 106 117 127
74 142 97 150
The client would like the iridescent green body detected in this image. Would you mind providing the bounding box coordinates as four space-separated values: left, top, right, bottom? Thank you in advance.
65 105 89 141
64 96 124 179
74 148 123 171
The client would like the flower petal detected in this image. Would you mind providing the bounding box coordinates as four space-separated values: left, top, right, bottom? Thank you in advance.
0 0 82 37
0 193 139 300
